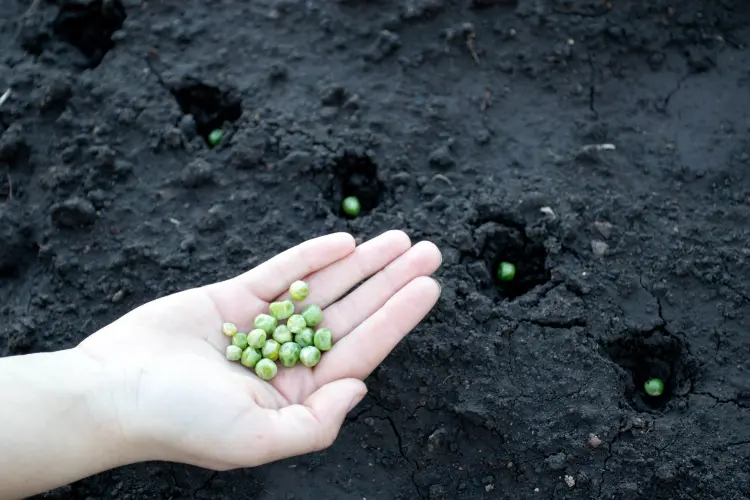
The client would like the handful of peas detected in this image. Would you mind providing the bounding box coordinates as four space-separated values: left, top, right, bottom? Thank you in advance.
222 280 333 381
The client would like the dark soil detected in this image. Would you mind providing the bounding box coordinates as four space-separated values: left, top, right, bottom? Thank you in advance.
2 0 750 498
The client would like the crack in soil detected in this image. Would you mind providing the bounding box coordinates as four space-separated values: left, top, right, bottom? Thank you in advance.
587 51 597 116
192 471 217 499
524 317 587 329
693 391 749 410
382 411 425 500
658 73 691 113
599 419 628 498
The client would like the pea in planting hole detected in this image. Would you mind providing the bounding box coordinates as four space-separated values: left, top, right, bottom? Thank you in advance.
53 0 127 68
330 152 384 218
474 220 550 299
168 79 243 146
602 329 697 413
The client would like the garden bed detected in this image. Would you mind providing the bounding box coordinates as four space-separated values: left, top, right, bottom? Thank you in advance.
1 0 749 498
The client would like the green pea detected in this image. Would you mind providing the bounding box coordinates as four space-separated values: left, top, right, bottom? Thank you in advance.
295 327 314 348
208 129 223 147
269 300 295 320
247 329 267 349
299 346 321 368
301 304 323 327
254 314 278 335
313 328 333 351
222 322 238 337
644 378 664 397
255 358 278 381
231 332 249 350
497 261 516 281
225 345 242 361
287 314 307 334
240 347 262 368
289 280 310 301
279 342 302 368
272 324 293 344
342 196 361 217
262 339 281 361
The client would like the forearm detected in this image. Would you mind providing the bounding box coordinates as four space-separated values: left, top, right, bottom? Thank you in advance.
0 348 138 499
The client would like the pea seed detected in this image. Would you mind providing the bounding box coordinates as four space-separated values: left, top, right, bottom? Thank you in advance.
241 347 262 368
287 314 307 334
301 304 323 327
289 280 310 301
269 300 295 320
295 327 314 348
232 332 249 350
299 346 321 368
226 345 242 361
255 358 278 381
313 328 333 351
247 329 267 349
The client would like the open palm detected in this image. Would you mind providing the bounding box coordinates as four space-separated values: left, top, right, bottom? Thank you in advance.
77 230 441 470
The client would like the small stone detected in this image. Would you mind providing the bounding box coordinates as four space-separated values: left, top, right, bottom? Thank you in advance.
564 475 575 488
163 126 183 148
591 240 609 257
180 158 215 187
320 85 348 106
588 433 602 448
485 484 494 491
111 289 125 303
364 30 401 62
179 114 197 138
426 428 446 452
428 145 455 170
51 197 97 228
593 220 613 238
545 452 566 471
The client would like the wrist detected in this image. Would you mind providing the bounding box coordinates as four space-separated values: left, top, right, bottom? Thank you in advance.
0 348 146 498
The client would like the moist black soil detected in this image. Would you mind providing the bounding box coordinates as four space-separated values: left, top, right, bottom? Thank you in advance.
2 0 750 499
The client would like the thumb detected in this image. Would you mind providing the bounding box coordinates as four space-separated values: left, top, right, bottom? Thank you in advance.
259 379 367 463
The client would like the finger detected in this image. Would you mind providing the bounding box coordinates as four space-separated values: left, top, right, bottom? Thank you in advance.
322 240 441 342
274 230 412 309
210 232 356 306
250 379 367 465
314 276 440 386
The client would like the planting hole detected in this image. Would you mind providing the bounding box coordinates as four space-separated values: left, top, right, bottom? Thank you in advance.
330 152 384 217
53 0 127 68
168 79 242 145
475 221 549 299
602 329 696 413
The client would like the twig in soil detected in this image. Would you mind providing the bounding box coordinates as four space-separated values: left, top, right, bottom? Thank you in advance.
6 174 13 201
580 143 615 152
466 31 480 65
480 89 492 112
0 88 11 107
431 174 454 188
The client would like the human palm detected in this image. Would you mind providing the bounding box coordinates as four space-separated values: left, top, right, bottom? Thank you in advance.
77 230 441 470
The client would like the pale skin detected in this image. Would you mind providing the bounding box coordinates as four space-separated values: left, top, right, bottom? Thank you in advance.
0 230 442 500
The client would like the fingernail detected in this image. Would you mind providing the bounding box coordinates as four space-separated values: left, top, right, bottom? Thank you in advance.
433 277 442 295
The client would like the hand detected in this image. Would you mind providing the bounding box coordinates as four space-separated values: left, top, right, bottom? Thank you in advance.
76 230 441 471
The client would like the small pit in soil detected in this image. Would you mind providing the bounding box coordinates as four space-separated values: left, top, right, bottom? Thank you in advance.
602 329 695 412
168 79 243 145
330 152 384 217
476 221 550 299
53 0 127 68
